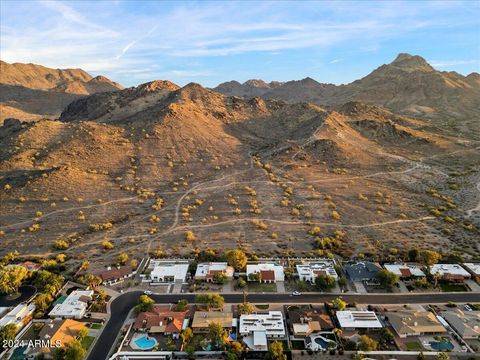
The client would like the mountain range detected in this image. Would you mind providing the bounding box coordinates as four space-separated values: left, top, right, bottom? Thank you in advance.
0 60 123 123
214 53 480 136
0 53 478 264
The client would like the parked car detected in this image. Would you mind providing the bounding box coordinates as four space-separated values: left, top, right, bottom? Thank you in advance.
292 291 302 296
143 290 153 295
464 304 473 311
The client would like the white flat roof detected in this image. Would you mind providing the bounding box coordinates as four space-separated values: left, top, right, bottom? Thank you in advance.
431 264 471 277
253 330 267 346
384 263 425 277
48 290 93 318
195 262 233 278
296 260 338 278
150 262 189 281
0 303 35 327
462 263 480 276
239 311 286 337
336 311 383 329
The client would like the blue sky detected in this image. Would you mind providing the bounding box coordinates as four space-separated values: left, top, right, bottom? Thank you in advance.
1 0 479 87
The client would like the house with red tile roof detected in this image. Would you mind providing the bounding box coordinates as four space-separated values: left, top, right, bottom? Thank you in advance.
246 263 284 283
133 305 189 339
96 265 135 285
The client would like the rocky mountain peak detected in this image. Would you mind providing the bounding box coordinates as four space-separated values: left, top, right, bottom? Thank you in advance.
390 53 434 72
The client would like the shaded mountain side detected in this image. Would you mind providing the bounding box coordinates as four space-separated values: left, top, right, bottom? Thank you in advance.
213 53 480 132
0 61 123 123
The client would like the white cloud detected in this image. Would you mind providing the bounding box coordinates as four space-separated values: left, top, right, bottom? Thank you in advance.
329 58 344 64
430 60 478 67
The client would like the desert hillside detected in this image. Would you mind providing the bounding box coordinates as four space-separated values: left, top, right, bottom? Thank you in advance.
0 61 123 123
214 54 480 137
0 79 478 268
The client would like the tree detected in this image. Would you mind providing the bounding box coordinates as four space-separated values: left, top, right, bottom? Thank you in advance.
0 324 17 350
135 294 154 313
0 266 28 295
80 274 102 288
176 299 189 311
35 270 64 296
408 248 420 262
380 328 394 342
314 274 336 290
268 340 286 360
64 339 87 360
185 231 196 241
376 269 399 290
77 327 89 340
435 353 450 360
225 249 247 271
195 293 224 310
358 335 378 351
34 293 53 312
117 252 129 265
331 297 347 311
213 272 228 284
180 327 193 348
419 250 441 271
239 302 255 314
53 240 69 250
226 341 244 360
207 321 228 349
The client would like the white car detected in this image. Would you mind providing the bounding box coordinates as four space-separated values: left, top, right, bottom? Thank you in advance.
464 304 472 311
292 291 302 296
143 290 153 295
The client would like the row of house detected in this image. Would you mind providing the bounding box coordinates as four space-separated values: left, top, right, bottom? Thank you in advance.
91 258 480 287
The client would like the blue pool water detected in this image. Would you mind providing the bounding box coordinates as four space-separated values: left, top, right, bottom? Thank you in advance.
135 335 157 349
314 337 330 348
429 341 454 351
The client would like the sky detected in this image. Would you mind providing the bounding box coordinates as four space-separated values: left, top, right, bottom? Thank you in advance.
1 0 479 87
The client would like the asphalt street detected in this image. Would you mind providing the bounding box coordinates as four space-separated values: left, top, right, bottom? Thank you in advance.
87 291 480 360
0 285 36 307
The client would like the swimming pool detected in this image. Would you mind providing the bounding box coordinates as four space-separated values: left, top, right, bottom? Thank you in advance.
134 335 158 350
429 341 454 351
314 337 330 347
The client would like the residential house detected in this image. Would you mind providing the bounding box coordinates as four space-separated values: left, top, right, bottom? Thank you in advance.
48 290 93 319
296 260 338 284
386 308 447 338
239 311 286 351
286 305 334 338
462 263 480 282
97 265 135 286
336 311 383 330
383 263 426 279
246 263 284 283
344 262 382 282
191 311 234 333
7 261 41 272
442 309 480 339
431 264 471 282
24 319 86 359
148 260 189 283
133 305 189 339
194 262 234 282
0 303 35 330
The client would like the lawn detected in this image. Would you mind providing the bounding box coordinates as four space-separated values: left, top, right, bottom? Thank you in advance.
247 282 277 292
440 283 469 292
81 335 95 350
89 323 103 329
405 341 422 350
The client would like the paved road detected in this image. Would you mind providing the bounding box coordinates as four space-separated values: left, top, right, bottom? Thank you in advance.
0 285 36 307
88 291 480 360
